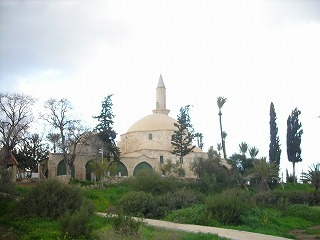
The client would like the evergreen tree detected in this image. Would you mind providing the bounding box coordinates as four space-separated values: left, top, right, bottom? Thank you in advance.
171 105 195 165
269 102 281 166
93 94 120 162
286 108 303 184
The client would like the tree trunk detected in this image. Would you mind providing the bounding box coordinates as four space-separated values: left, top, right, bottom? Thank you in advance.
219 112 227 159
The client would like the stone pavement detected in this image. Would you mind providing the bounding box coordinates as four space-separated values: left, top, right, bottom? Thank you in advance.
97 213 292 240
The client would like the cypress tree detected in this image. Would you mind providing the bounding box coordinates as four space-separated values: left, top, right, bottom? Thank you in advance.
286 107 303 184
269 102 281 166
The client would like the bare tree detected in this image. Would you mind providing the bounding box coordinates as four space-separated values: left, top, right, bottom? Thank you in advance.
0 93 35 166
43 98 87 176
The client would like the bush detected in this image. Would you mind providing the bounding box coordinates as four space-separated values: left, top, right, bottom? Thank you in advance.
117 191 156 217
59 202 94 238
240 207 281 228
128 170 189 195
160 188 203 211
288 204 320 223
205 188 254 225
113 214 143 237
19 179 83 219
255 190 320 209
164 204 207 225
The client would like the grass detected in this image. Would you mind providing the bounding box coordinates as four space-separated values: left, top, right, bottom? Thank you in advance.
81 184 130 212
2 180 320 239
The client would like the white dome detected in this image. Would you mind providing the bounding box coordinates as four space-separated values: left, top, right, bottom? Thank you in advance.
127 113 177 132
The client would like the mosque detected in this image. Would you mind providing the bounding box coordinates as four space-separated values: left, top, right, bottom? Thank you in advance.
46 75 207 180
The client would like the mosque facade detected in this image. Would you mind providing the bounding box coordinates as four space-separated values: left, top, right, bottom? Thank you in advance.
46 75 206 180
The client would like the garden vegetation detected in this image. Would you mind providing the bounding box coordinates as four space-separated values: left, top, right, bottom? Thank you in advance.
1 167 320 239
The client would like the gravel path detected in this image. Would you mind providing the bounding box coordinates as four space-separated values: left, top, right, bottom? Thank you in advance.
97 213 291 240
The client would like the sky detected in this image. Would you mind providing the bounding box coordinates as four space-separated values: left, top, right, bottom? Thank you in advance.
1 0 320 180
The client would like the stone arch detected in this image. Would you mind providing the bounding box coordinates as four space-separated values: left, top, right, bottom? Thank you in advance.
57 160 75 177
85 160 95 180
133 162 153 176
109 161 128 177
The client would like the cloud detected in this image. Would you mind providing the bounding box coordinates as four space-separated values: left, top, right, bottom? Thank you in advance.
265 0 320 25
0 1 128 81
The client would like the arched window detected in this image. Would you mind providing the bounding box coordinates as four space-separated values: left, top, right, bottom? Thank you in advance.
148 133 152 140
109 161 128 177
133 162 153 176
85 160 94 181
57 160 75 177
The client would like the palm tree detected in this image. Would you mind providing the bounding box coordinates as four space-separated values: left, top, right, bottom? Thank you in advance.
217 97 227 159
217 143 222 156
301 164 320 191
239 142 248 156
46 133 60 153
252 158 279 191
249 146 259 159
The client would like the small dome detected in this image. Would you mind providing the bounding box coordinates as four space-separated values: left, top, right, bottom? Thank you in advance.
192 146 203 153
128 113 177 132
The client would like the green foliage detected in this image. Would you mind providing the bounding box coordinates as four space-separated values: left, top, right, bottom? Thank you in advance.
19 179 83 219
14 133 49 173
164 204 207 225
90 159 110 187
240 207 281 228
69 178 95 186
205 188 254 225
286 107 303 183
288 204 320 223
301 164 320 190
93 94 121 162
58 203 94 238
252 158 279 191
159 188 203 212
118 191 156 217
269 102 281 166
160 159 181 177
171 105 195 162
254 189 320 210
128 170 187 195
112 214 143 237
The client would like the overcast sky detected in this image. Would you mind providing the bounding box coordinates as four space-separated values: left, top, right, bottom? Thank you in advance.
1 0 320 180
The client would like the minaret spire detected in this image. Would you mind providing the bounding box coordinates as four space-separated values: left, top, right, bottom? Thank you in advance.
153 74 170 115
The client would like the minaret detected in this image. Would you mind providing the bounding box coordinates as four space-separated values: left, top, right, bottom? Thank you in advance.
153 74 170 115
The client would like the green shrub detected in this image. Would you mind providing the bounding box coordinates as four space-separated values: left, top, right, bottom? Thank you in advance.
240 207 281 228
128 170 189 195
205 188 254 225
164 204 207 225
160 188 203 211
255 190 320 209
113 213 143 237
58 202 94 238
288 204 320 223
118 191 156 217
19 179 83 219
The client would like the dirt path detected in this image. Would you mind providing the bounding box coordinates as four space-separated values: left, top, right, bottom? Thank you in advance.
289 226 320 240
97 213 291 240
